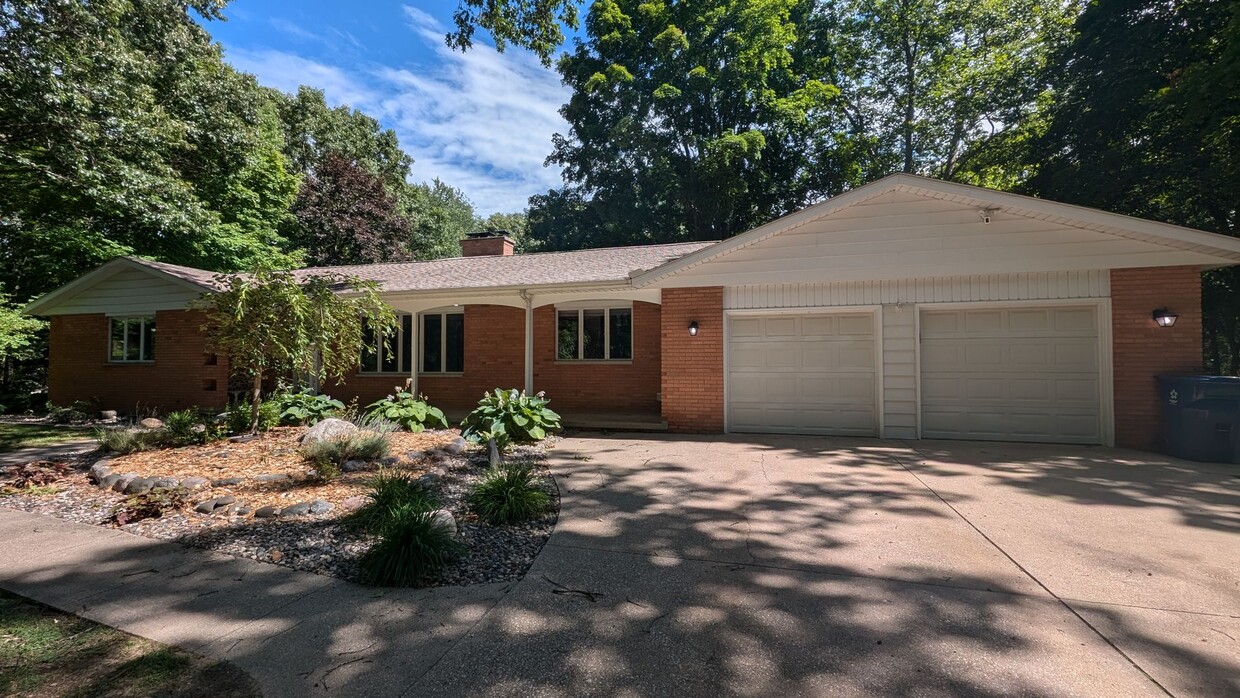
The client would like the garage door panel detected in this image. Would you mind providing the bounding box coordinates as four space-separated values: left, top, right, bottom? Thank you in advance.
921 305 1101 445
728 312 877 436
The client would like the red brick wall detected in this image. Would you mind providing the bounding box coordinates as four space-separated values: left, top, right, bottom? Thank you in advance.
328 304 525 416
1111 266 1204 451
532 301 662 414
661 287 724 432
48 310 229 414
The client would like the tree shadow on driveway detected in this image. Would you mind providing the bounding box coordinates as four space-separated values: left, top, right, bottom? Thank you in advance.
2 431 1237 696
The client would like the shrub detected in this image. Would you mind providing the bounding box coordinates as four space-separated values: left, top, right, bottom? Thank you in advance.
164 409 223 446
271 389 344 426
299 430 391 473
349 470 438 530
459 389 561 452
47 400 94 424
360 505 464 587
225 400 280 435
466 462 551 525
96 427 170 454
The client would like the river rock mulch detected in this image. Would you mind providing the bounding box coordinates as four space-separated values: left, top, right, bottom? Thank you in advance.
0 432 559 588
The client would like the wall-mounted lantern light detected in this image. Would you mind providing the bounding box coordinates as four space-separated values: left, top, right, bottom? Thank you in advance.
688 321 699 336
1152 308 1179 328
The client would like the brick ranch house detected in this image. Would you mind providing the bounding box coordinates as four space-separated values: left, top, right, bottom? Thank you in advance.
25 175 1240 452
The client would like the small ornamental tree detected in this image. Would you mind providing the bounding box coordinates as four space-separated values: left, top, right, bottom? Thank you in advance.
196 268 396 433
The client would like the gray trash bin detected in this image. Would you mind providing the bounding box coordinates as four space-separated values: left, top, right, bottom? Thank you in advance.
1157 375 1240 463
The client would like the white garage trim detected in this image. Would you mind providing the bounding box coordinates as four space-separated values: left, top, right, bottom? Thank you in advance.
913 298 1113 446
724 306 883 436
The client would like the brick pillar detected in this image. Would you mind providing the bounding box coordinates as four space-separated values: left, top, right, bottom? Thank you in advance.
1110 266 1203 451
661 287 724 432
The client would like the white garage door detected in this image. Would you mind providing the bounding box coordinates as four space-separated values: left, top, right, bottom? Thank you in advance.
728 312 877 436
919 305 1102 444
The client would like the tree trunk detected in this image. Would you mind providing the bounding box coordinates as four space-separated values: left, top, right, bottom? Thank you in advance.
249 374 263 434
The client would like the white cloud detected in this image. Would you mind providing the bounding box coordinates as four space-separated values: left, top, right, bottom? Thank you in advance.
226 47 379 110
223 23 570 215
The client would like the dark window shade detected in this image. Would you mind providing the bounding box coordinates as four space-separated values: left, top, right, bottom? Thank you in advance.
360 324 378 372
422 314 442 373
143 319 156 360
446 313 464 372
110 320 125 361
582 309 606 359
609 309 632 360
124 320 142 361
557 311 579 360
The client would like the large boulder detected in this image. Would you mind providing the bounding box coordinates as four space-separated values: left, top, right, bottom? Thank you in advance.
300 418 357 444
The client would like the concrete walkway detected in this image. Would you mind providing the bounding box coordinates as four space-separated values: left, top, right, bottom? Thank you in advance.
2 434 1237 696
0 510 508 697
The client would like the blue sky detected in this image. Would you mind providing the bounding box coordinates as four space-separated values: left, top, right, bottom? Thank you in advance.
206 2 573 215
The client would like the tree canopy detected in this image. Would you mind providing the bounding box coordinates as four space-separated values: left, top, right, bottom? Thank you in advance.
196 268 396 431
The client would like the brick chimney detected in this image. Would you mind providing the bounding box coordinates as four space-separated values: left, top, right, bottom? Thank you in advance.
460 231 515 257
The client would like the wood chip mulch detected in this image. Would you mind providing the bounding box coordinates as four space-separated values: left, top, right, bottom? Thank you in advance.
102 427 455 510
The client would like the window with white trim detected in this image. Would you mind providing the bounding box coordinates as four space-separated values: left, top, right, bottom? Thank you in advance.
360 315 413 373
108 316 155 362
557 307 632 360
421 311 464 373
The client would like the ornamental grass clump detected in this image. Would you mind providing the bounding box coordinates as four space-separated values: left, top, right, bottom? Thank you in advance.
349 470 438 531
467 462 551 525
95 427 169 454
299 431 391 476
360 506 465 587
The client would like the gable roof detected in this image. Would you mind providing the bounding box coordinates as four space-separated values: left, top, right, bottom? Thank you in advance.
631 173 1240 287
23 256 224 315
291 241 715 293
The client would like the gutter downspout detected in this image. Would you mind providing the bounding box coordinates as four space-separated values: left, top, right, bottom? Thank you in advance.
520 290 534 394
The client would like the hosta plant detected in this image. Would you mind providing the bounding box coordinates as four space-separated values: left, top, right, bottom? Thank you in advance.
366 389 449 432
459 389 561 452
271 389 345 426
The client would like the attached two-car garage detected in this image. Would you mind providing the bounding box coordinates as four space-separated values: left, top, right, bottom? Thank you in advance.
725 303 1105 445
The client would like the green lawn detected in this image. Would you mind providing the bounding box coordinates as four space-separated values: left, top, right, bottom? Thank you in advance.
0 590 259 698
0 423 96 453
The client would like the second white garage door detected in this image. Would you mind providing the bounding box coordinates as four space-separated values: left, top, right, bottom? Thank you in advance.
919 305 1103 444
727 312 877 436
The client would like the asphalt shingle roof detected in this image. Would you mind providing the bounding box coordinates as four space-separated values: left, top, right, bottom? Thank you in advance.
292 242 717 292
128 241 718 294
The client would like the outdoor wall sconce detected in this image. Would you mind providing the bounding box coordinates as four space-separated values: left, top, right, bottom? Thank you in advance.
688 321 699 336
1153 308 1179 327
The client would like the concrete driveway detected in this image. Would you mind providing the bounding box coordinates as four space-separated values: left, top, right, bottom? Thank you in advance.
422 434 1240 697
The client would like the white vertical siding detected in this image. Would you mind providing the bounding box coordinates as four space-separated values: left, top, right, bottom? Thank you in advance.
723 270 1110 309
881 306 918 439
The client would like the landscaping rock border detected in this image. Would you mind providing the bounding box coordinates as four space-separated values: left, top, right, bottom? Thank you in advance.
1 439 559 588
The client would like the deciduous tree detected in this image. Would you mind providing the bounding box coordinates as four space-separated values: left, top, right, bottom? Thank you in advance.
196 269 396 432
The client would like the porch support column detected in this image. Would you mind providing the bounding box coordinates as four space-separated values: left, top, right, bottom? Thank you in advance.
521 290 534 394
